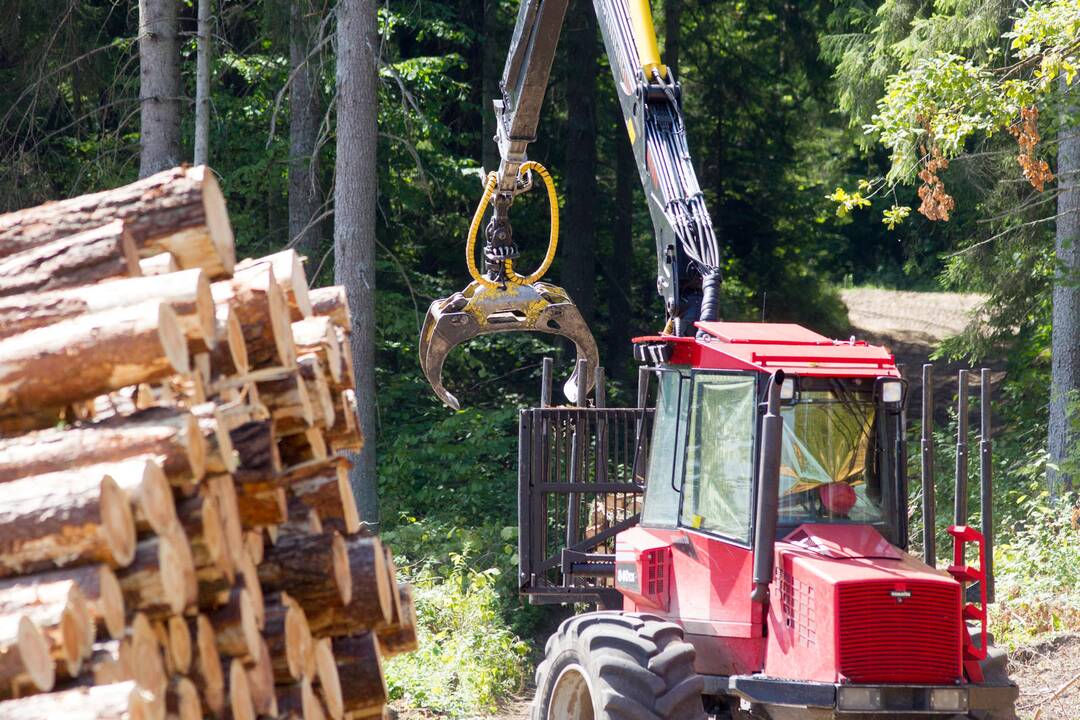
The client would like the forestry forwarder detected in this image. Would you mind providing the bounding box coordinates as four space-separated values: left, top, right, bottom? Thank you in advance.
416 0 1020 717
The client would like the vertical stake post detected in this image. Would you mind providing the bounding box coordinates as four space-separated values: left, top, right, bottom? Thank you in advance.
541 357 553 408
954 369 970 526
980 368 995 603
921 364 937 566
563 357 588 585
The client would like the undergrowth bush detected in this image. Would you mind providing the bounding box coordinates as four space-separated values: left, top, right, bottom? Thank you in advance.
384 553 530 717
990 491 1080 649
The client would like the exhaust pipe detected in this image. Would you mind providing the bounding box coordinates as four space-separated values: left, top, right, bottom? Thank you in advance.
921 364 937 565
751 370 785 604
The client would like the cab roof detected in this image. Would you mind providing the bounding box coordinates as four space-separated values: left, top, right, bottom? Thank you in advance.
633 321 899 378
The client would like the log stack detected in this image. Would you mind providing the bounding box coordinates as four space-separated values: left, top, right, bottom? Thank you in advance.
0 166 417 720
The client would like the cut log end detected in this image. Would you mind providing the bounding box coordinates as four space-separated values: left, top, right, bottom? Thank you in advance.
17 614 55 692
157 302 190 376
100 475 137 568
316 637 344 720
196 167 237 277
229 657 256 720
332 532 352 607
98 567 126 640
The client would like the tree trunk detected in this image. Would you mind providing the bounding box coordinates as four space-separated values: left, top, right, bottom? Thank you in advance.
481 0 502 174
332 634 387 716
256 532 350 612
0 566 125 642
0 166 236 278
608 114 635 380
334 0 380 526
290 1 324 260
138 0 182 176
306 535 392 638
560 0 598 325
194 0 212 166
1050 80 1080 495
664 0 680 78
0 681 142 719
0 301 188 418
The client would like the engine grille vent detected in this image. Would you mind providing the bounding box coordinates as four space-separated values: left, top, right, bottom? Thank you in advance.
779 569 816 648
644 548 666 596
837 580 961 684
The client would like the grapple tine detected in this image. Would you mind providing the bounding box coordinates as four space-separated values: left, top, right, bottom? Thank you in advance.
417 279 599 410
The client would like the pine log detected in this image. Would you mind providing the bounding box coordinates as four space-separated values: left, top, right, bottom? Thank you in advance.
0 165 236 277
204 475 245 573
189 615 225 716
237 553 266 630
82 640 132 685
334 326 357 391
139 253 178 276
292 317 342 384
129 614 167 699
264 593 314 683
331 634 387 717
327 389 363 453
277 677 327 720
0 680 142 719
227 657 256 720
208 587 260 661
165 676 200 720
282 496 323 536
230 420 279 476
0 301 188 416
0 565 125 642
314 637 344 720
0 409 206 486
0 269 215 355
116 532 195 617
235 483 287 527
256 532 350 614
212 263 295 370
97 459 178 537
209 302 249 377
245 637 278 717
258 371 314 434
193 405 239 475
376 585 418 658
308 286 351 333
176 494 234 599
0 473 135 577
299 354 335 429
285 457 361 535
0 221 140 298
278 427 328 467
0 580 91 694
307 536 392 638
237 250 312 320
165 617 191 677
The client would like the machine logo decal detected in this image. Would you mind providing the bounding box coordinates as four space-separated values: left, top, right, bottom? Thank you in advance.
890 589 912 603
615 562 639 593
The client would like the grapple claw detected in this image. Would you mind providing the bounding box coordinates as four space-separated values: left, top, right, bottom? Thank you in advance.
419 279 599 410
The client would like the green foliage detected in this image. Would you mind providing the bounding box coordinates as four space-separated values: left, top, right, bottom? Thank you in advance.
384 554 530 717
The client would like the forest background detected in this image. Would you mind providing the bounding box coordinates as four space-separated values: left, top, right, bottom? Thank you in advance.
1 0 1078 715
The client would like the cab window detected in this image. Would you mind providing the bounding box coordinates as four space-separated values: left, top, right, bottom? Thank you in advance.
641 371 687 527
679 374 756 542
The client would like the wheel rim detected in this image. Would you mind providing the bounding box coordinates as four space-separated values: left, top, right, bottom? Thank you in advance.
548 663 596 720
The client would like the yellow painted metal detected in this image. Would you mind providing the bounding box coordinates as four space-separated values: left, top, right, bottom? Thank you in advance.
627 0 667 80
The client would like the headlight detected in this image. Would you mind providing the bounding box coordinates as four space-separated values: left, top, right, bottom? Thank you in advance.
930 688 968 712
837 686 882 711
881 380 903 404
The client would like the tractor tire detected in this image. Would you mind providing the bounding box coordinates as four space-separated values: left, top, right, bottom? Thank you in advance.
531 611 707 720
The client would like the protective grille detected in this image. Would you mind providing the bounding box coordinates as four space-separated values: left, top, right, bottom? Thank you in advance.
645 548 666 597
779 569 816 648
837 580 961 683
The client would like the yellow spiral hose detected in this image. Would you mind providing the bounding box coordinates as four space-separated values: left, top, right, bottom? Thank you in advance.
465 161 559 287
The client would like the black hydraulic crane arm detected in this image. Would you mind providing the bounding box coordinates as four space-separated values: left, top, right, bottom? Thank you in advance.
491 0 723 334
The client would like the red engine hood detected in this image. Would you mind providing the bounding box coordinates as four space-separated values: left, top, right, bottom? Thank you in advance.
777 524 951 583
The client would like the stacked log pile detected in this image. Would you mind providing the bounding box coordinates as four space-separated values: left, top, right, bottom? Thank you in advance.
0 166 417 720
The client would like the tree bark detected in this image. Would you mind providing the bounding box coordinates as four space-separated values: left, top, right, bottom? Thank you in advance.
308 286 352 332
1050 79 1080 495
307 535 391 638
138 0 181 176
284 457 361 535
0 474 135 577
0 407 205 485
334 0 380 526
0 166 235 277
257 532 349 613
276 677 326 720
331 634 387 716
0 221 140 298
194 0 212 166
278 427 329 467
560 0 598 326
208 587 260 661
290 0 325 261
